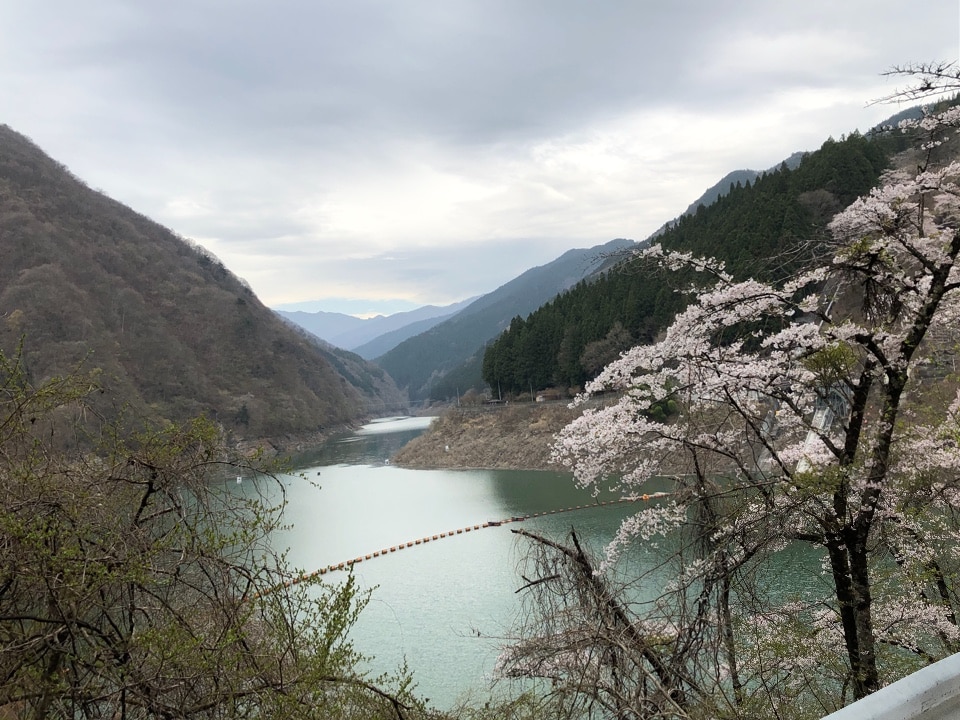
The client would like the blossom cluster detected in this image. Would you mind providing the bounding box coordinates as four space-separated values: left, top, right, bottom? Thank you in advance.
551 106 960 693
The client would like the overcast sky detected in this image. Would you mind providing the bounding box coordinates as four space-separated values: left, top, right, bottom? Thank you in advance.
2 2 958 316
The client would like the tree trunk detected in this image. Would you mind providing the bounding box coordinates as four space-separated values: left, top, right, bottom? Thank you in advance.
826 532 879 700
848 537 879 697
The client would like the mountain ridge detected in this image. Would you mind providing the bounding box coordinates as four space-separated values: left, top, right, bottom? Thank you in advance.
277 297 476 356
374 237 636 400
0 124 403 443
481 127 910 395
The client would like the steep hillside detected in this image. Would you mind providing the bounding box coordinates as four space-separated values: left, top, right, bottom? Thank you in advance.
375 237 635 400
350 310 460 359
483 130 909 394
0 125 401 441
681 168 762 216
698 154 804 210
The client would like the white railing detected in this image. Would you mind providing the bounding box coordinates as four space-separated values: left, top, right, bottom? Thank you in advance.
821 653 960 719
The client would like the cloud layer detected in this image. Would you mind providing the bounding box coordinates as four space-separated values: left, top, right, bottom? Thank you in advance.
2 1 957 314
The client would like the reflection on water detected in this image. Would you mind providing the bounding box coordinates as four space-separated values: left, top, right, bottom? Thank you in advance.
238 416 643 707
357 416 436 434
287 416 436 468
238 417 690 708
237 416 821 710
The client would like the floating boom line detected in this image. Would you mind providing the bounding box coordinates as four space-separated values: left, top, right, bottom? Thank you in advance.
261 492 671 596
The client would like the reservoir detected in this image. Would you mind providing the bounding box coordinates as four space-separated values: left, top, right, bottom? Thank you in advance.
235 415 652 708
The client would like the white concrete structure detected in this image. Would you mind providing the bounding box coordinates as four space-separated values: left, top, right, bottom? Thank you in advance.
821 653 960 719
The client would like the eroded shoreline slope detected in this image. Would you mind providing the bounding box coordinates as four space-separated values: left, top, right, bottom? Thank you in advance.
391 403 581 471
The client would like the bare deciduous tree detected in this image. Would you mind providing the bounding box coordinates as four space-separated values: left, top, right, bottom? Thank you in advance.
0 346 424 720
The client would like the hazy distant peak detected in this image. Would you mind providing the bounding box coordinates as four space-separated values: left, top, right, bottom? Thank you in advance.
277 297 478 354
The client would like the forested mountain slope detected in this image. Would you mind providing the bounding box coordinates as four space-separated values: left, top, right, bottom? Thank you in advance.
483 130 909 394
0 124 402 440
350 306 466 359
375 237 635 400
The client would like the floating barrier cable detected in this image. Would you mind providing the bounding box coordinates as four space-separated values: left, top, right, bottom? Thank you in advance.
259 492 671 596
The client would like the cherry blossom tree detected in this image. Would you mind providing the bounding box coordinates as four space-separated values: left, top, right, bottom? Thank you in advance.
876 61 960 104
511 106 960 717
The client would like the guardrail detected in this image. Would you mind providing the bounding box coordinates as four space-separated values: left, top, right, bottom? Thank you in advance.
821 653 960 719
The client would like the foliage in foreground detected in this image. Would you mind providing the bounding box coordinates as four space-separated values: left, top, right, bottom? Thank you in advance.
500 101 960 717
0 347 426 719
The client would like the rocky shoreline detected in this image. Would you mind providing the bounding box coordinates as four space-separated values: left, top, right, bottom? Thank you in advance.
390 402 582 471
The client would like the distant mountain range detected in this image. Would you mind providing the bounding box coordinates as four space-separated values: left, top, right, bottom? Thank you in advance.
1 100 925 442
279 122 897 405
313 155 817 402
345 123 908 402
276 298 476 358
278 237 638 403
374 238 636 400
278 158 814 403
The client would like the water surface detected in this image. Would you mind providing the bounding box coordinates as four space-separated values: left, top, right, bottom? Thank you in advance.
233 417 815 708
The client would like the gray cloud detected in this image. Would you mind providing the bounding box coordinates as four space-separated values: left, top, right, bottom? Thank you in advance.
1 1 957 313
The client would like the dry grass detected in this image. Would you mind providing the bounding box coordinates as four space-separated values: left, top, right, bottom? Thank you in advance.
391 402 581 470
